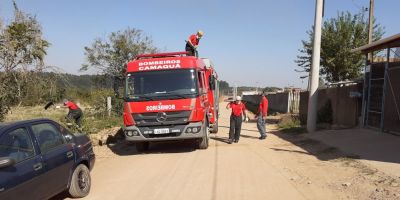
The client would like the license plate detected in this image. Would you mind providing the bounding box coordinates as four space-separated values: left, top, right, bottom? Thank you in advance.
154 128 170 134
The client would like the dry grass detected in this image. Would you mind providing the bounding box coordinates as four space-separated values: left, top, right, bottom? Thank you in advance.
5 105 66 122
5 105 123 134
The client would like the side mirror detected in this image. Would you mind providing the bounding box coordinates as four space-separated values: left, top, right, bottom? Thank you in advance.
0 157 15 169
209 75 216 91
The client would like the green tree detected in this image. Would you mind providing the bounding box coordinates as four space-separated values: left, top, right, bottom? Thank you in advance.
295 10 384 83
218 80 230 95
263 87 282 93
81 28 158 93
0 1 50 120
0 1 49 72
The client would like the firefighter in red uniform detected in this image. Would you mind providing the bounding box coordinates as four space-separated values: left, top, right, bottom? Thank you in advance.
256 92 269 140
226 96 247 144
63 99 83 128
185 30 204 57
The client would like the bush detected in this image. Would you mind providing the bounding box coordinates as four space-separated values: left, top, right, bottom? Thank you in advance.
278 115 306 134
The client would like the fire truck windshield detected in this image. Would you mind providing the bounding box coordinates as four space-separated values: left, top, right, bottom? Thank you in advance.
126 69 198 101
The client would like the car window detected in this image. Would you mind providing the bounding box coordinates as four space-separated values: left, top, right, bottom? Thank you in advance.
31 123 65 154
56 123 72 136
0 128 35 163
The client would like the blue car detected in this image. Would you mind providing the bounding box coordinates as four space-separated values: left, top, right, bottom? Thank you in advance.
0 119 95 199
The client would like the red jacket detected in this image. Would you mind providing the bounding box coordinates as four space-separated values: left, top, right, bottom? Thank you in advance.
228 102 246 117
65 101 79 111
189 34 200 46
257 96 268 117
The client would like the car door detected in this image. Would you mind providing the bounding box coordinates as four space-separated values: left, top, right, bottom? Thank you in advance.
0 127 44 200
30 122 75 198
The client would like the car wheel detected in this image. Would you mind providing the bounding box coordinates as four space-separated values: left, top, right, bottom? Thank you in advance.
136 142 150 152
68 164 91 198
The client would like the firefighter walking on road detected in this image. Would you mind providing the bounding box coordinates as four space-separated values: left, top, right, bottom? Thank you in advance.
185 30 204 57
63 99 83 128
226 96 247 144
256 92 269 140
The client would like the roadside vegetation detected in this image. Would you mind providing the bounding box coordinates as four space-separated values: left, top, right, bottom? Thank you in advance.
296 9 384 84
0 2 150 134
5 88 124 134
278 115 306 134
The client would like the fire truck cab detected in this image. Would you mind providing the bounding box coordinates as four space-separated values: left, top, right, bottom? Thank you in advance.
123 52 219 151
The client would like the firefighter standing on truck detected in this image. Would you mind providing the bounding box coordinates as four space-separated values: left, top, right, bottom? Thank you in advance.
185 30 204 57
226 96 247 144
63 99 83 128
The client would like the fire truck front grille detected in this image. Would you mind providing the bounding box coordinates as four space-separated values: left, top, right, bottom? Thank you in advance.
133 111 191 127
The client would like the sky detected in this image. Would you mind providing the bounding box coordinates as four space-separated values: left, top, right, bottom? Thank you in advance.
0 0 399 89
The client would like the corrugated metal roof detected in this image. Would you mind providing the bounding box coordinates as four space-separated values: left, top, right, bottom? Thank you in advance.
351 33 400 53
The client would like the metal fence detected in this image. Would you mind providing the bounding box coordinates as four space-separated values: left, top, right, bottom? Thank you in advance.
383 62 400 134
365 58 400 134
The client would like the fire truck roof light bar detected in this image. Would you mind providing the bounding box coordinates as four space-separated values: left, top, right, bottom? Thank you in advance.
136 51 189 60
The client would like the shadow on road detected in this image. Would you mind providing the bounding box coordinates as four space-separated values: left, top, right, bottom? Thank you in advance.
210 136 230 144
270 130 360 161
240 134 260 139
272 127 400 165
269 147 312 156
49 191 69 200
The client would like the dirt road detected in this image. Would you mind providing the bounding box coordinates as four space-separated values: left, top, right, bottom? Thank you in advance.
73 104 400 200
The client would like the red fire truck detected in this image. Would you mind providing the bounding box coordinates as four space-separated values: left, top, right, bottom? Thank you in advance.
122 52 219 151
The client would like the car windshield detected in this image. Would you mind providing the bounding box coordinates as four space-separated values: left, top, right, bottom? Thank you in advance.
126 69 198 101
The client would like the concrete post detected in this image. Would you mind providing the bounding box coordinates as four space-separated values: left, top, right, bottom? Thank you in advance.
107 96 112 117
367 0 374 62
307 0 324 133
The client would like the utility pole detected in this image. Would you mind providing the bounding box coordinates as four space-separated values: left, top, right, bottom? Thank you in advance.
367 0 374 63
307 0 324 133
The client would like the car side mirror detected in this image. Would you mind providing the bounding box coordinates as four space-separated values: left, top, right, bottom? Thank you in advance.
0 157 15 169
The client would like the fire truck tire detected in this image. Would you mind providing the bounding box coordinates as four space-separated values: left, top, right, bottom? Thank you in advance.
135 142 150 152
198 120 210 149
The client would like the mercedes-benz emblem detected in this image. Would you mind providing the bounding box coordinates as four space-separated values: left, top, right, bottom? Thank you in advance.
156 112 167 122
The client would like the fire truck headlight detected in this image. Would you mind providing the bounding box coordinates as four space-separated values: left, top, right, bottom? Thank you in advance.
126 130 134 137
126 130 140 137
132 130 140 136
186 126 201 134
192 126 201 133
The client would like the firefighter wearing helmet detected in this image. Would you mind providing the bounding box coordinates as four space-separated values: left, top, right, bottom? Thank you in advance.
226 96 247 144
185 30 204 57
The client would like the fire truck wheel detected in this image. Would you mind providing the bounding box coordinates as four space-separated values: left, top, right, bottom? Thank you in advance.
135 142 150 152
198 121 210 149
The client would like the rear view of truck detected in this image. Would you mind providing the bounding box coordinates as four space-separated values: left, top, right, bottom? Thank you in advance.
122 52 219 151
